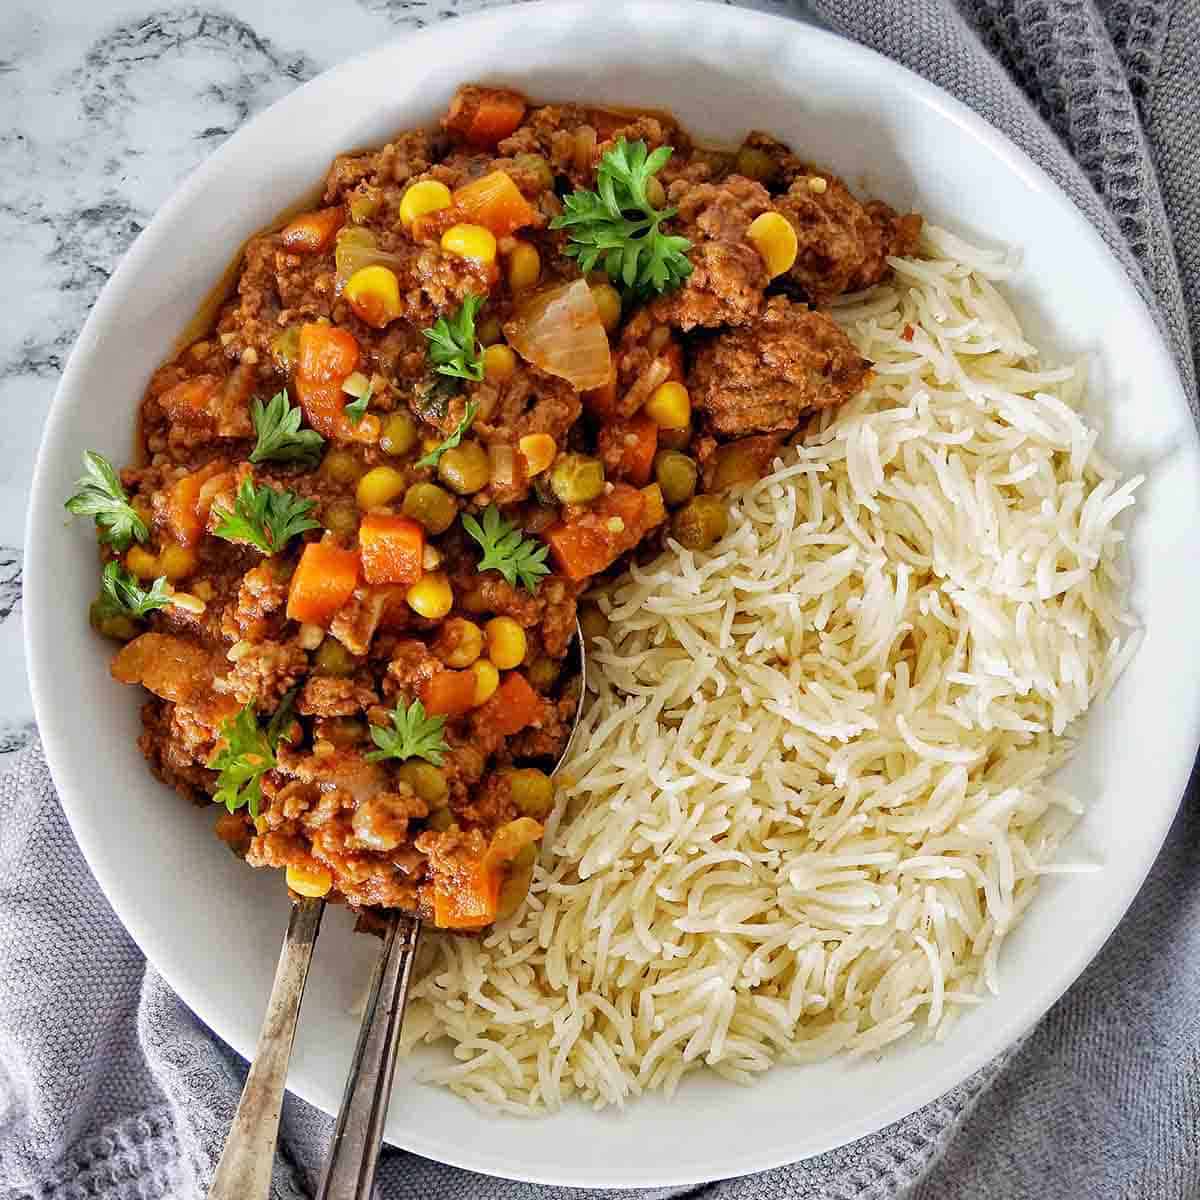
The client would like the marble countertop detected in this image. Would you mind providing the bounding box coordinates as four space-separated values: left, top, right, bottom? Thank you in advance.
1 0 796 759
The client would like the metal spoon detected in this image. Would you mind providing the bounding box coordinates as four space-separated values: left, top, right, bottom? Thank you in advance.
209 625 587 1199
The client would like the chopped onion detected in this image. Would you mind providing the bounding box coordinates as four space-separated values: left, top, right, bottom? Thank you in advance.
488 442 518 489
503 278 613 391
334 229 407 292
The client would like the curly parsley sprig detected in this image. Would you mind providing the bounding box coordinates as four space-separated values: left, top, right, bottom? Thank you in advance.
551 139 692 299
65 451 149 551
416 400 479 470
96 560 173 619
424 294 485 383
462 504 550 593
208 688 298 819
212 477 320 555
365 699 449 766
248 391 325 467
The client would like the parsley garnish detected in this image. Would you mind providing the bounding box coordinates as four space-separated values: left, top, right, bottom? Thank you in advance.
551 139 692 299
365 699 449 766
65 451 149 551
344 381 372 426
462 504 550 593
208 688 297 819
248 390 325 467
424 294 485 383
416 400 479 470
212 477 320 555
96 560 172 619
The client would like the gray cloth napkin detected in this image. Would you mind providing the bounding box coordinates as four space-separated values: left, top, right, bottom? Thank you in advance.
4 1 1199 1197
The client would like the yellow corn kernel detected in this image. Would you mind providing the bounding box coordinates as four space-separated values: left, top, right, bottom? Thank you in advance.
507 242 541 291
641 482 667 528
590 282 622 333
485 616 527 670
399 179 453 228
406 572 454 620
439 617 483 668
343 265 402 326
286 864 333 898
157 543 197 582
518 433 556 477
644 381 691 429
483 343 517 382
469 658 500 706
441 223 497 265
125 545 160 581
746 211 798 278
356 465 407 510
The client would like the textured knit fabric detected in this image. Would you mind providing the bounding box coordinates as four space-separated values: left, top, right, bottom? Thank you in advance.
3 1 1199 1197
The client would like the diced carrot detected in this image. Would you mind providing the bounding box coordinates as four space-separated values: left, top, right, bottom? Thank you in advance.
295 323 360 438
476 671 542 736
421 669 478 718
598 412 658 486
286 542 360 625
583 377 620 421
451 171 537 238
281 207 345 254
431 816 543 930
157 374 219 420
359 513 424 586
545 484 647 582
445 88 527 148
164 462 226 546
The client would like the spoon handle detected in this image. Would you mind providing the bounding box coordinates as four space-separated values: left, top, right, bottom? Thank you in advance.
209 896 324 1200
316 911 422 1200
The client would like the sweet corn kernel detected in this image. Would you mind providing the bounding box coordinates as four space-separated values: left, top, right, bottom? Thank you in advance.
286 864 333 898
469 658 500 706
589 282 622 333
406 572 454 620
157 543 197 582
485 616 527 670
125 545 160 581
399 179 453 228
518 433 557 477
483 343 517 382
746 211 798 278
439 617 484 668
356 465 407 510
343 265 402 327
506 242 541 291
644 381 691 429
441 223 497 265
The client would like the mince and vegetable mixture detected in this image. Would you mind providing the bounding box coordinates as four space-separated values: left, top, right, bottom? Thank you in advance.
67 86 920 930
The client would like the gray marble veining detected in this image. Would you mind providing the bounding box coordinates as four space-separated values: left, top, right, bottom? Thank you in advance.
0 0 791 756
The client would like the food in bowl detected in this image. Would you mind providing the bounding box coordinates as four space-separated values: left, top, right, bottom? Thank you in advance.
65 86 922 930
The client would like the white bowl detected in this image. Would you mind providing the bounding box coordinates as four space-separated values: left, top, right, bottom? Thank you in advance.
26 0 1200 1187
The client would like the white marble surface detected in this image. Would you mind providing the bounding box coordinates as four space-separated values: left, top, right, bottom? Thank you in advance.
0 0 800 756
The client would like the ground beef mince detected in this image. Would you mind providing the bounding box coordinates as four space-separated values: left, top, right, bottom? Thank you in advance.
78 84 919 931
690 297 873 436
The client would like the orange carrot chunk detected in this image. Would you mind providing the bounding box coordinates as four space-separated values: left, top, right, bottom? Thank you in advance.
421 669 478 718
286 542 360 625
281 207 345 254
545 484 647 582
432 817 543 929
294 323 360 438
445 87 527 148
598 412 658 486
477 672 542 737
164 462 226 547
359 513 424 586
451 171 537 238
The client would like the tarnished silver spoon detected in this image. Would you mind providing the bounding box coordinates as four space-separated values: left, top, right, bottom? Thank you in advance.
209 625 586 1200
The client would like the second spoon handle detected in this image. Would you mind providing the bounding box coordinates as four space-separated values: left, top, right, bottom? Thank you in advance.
316 911 422 1200
209 896 324 1200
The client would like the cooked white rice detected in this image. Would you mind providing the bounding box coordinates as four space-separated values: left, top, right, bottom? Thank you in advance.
397 226 1143 1113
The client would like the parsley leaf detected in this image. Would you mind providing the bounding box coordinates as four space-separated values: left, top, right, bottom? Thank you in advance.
415 400 479 470
212 477 321 556
424 294 485 383
364 699 449 766
550 139 693 299
208 689 297 819
462 504 551 593
344 381 372 426
96 560 173 619
65 451 149 551
248 390 326 467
